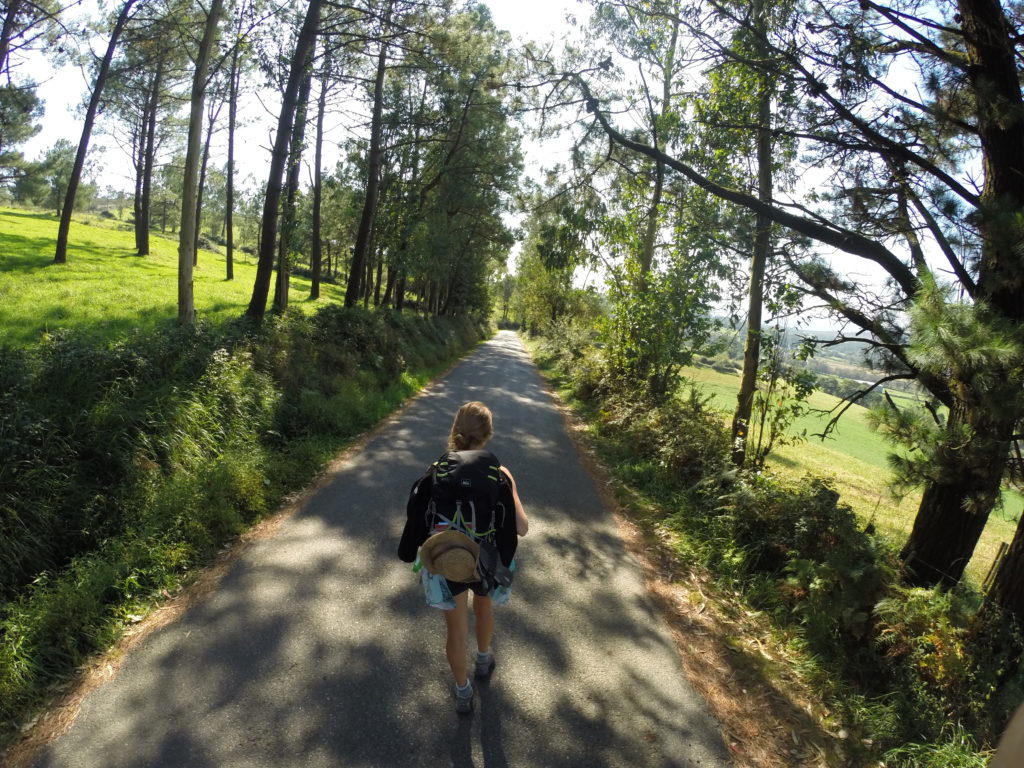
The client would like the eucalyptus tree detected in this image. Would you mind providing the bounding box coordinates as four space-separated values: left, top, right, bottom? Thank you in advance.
309 43 334 299
403 4 522 316
246 0 323 321
555 0 1024 601
273 30 317 312
177 0 225 325
569 0 731 402
97 3 194 256
106 43 175 256
343 0 395 307
588 0 684 282
135 54 167 254
224 0 268 279
676 0 801 466
54 0 140 264
193 72 226 263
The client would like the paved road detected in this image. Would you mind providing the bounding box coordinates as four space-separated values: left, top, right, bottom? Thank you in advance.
31 332 731 768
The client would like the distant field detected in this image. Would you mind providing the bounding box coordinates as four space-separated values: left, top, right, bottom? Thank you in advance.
685 365 1021 585
0 207 347 346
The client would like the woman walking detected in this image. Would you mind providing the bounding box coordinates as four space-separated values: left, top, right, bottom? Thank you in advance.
398 401 528 713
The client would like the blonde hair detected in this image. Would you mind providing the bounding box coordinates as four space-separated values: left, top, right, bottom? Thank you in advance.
449 401 493 450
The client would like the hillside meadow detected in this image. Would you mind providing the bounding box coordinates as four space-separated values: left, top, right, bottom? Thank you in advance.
0 207 346 346
684 364 1020 586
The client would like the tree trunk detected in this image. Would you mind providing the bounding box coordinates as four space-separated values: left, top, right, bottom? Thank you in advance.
345 4 391 307
274 60 314 313
362 241 374 308
639 161 664 279
426 280 435 315
247 0 322 321
177 0 224 325
373 259 383 306
193 101 218 266
962 0 1024 618
900 468 995 587
225 41 241 281
731 0 773 468
310 48 330 301
132 107 145 251
901 398 1015 586
0 0 24 74
395 273 406 311
901 0 1024 591
382 265 397 307
988 507 1024 620
138 58 163 256
54 0 137 264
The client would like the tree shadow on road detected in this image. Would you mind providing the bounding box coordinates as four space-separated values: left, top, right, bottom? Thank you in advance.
30 333 729 768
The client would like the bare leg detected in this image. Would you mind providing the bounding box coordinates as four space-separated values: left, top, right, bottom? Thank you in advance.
472 594 494 654
443 591 470 686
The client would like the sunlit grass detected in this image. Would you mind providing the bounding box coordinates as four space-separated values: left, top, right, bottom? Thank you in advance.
0 207 347 346
683 364 1020 585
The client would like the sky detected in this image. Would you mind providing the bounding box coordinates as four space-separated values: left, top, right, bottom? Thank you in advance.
20 0 589 193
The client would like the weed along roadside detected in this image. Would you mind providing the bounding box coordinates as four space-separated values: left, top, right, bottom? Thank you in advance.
526 332 1017 768
0 308 489 756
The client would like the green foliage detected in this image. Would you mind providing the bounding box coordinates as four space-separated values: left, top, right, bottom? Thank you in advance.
0 85 43 188
12 140 95 215
531 330 1019 764
0 306 485 747
602 253 723 404
512 195 603 336
597 388 732 501
871 278 1024 513
880 724 992 768
746 328 816 469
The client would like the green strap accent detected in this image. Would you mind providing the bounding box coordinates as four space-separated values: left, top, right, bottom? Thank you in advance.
446 505 496 539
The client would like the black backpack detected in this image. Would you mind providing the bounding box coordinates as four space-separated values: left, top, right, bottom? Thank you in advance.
398 449 514 592
427 450 503 541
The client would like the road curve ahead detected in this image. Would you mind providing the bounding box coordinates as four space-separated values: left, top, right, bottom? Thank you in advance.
31 331 731 768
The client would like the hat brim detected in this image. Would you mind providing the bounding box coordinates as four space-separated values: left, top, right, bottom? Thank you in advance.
420 530 480 582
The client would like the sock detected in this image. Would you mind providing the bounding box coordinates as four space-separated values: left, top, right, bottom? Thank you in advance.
456 681 473 694
476 650 492 662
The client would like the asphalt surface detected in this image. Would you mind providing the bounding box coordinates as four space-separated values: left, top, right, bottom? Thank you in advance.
30 331 732 768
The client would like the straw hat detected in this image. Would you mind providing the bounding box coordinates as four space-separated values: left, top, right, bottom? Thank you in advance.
420 530 480 582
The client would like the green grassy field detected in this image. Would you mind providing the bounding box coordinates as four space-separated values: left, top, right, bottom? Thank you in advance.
684 365 1021 585
0 207 346 346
